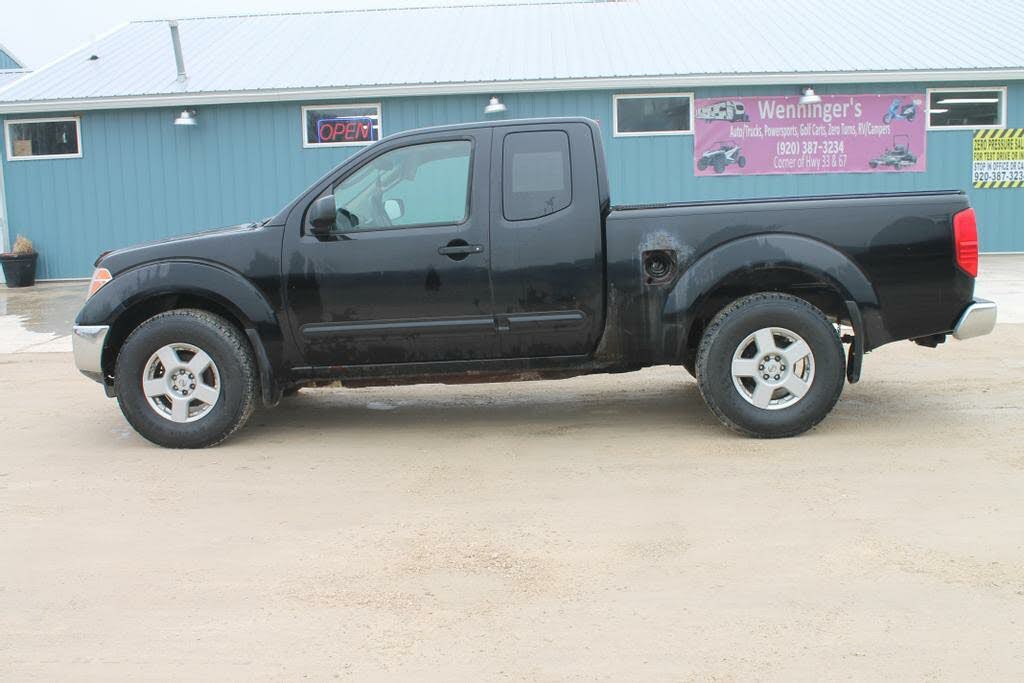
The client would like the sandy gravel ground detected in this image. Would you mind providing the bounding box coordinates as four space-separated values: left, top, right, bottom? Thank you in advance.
1 327 1023 680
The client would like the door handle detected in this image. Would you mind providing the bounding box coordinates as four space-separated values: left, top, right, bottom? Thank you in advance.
438 240 484 260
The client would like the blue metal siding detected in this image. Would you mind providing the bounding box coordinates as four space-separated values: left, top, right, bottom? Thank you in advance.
0 49 19 70
2 80 1022 278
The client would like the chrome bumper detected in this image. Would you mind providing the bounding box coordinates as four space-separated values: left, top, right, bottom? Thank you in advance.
72 324 110 383
953 298 997 340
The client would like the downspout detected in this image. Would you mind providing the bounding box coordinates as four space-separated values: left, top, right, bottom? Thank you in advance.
0 118 8 284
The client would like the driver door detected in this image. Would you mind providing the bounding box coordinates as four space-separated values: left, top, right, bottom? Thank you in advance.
283 129 497 366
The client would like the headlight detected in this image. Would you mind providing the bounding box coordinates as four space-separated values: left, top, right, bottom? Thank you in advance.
86 267 112 299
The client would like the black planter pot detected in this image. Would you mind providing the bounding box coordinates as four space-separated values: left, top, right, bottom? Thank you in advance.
1 252 38 287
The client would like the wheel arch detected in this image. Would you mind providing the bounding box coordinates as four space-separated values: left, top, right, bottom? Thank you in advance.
77 261 284 404
664 233 883 361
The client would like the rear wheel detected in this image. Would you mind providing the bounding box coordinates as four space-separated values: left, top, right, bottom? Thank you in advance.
114 309 258 448
696 293 845 438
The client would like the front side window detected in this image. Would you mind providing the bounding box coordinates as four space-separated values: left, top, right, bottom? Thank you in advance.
330 140 472 231
4 117 81 160
928 88 1006 129
614 93 693 136
502 131 572 222
303 103 382 147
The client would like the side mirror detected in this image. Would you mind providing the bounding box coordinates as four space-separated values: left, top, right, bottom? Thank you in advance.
309 196 337 235
383 198 405 222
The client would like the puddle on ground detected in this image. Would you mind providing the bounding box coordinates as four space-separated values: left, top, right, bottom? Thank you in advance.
0 281 85 353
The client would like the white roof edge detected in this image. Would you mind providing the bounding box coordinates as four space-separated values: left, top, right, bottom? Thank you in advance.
1 68 1021 114
0 41 26 69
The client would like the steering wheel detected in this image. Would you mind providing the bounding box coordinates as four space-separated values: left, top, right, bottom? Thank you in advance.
336 207 359 229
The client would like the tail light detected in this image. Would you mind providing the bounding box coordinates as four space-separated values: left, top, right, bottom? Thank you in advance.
953 208 978 277
87 267 112 298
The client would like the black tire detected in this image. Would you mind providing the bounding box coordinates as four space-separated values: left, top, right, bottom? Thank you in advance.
713 161 725 173
737 156 747 168
698 158 709 171
695 293 845 438
114 309 258 448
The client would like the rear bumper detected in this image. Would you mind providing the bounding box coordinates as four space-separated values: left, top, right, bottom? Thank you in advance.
72 324 109 383
952 298 997 340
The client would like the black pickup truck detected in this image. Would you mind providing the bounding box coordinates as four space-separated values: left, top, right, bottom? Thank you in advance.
73 117 996 448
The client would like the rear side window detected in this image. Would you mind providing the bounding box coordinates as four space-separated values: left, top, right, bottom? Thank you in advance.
502 131 572 221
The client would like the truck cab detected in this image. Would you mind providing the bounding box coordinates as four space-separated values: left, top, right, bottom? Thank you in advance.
283 120 607 366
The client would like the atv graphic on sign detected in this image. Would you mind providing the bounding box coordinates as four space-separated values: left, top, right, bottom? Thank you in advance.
869 135 917 169
696 100 750 122
698 140 747 173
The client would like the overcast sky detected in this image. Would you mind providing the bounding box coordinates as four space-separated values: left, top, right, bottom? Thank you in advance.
2 0 556 70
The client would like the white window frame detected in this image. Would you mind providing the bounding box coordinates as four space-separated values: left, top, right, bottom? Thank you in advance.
926 86 1007 131
4 116 82 161
612 92 695 137
301 103 382 149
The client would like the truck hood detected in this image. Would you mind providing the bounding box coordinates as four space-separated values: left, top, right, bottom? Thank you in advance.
97 222 261 274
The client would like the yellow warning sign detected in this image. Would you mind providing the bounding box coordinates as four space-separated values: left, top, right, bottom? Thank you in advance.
973 129 1024 188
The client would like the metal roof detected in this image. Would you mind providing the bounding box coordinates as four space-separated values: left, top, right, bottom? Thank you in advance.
2 0 1024 112
0 71 29 90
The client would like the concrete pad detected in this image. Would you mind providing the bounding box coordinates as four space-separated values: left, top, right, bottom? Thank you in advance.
976 254 1024 323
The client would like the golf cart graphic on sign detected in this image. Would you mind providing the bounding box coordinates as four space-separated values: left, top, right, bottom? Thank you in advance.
698 141 747 173
697 100 750 122
869 135 918 170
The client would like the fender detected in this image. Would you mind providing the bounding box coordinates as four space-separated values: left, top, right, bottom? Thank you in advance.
662 233 885 352
76 260 285 403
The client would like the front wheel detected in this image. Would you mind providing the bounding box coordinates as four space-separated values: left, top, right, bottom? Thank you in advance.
114 309 259 448
695 293 845 438
737 156 747 168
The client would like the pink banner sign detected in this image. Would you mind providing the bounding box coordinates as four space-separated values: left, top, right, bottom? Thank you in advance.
693 94 926 176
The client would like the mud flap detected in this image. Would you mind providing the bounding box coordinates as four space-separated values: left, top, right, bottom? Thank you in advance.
245 328 280 407
844 300 864 384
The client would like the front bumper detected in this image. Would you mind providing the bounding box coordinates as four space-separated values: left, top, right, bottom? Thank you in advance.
72 324 110 383
952 298 997 340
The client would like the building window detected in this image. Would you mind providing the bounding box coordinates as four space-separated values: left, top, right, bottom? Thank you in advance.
927 87 1006 130
502 131 572 221
613 93 694 137
302 103 382 148
4 117 81 160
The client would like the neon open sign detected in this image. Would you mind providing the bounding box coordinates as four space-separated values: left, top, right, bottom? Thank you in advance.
317 116 378 144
